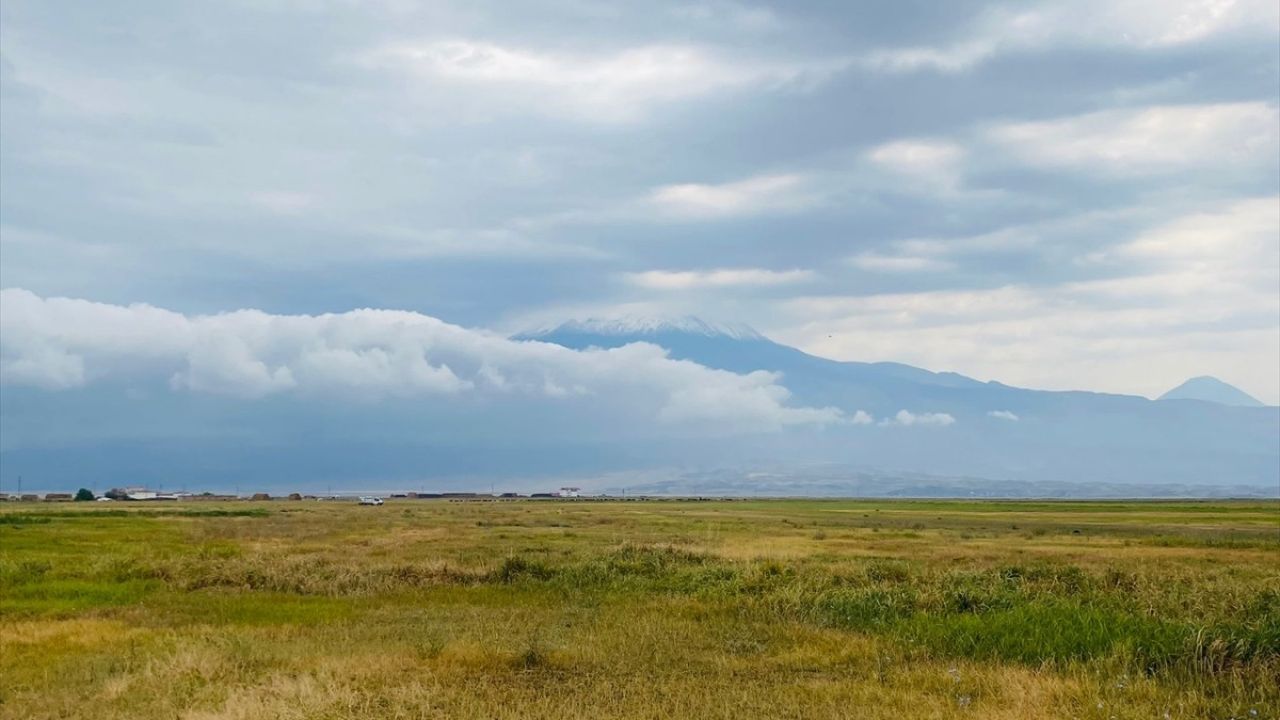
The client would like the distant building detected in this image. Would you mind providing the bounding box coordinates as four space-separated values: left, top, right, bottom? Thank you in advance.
558 487 581 498
43 493 73 502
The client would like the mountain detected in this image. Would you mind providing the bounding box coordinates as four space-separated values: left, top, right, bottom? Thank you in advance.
521 317 1280 491
600 465 1279 499
519 316 986 398
5 317 1274 496
1158 376 1266 407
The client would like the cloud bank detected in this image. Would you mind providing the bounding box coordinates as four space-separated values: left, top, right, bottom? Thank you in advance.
0 289 849 435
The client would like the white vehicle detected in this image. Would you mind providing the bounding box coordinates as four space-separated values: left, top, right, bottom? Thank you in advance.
358 496 384 506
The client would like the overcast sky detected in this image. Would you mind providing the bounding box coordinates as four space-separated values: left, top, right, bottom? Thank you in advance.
2 0 1278 403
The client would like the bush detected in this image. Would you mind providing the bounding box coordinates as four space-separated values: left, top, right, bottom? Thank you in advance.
74 488 95 502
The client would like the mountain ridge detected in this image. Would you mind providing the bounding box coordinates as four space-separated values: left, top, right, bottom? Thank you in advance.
521 316 764 341
518 316 1279 489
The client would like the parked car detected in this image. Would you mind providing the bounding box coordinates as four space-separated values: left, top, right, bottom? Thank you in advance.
358 496 384 506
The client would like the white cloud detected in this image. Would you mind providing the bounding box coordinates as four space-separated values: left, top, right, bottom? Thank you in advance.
880 410 956 427
626 268 815 290
1108 196 1278 272
988 410 1019 421
1017 0 1279 49
0 289 843 434
989 102 1279 174
849 409 874 425
513 172 823 230
865 139 968 196
865 42 994 74
776 196 1280 404
364 40 841 123
867 0 1280 73
847 253 952 273
868 139 965 179
648 173 817 219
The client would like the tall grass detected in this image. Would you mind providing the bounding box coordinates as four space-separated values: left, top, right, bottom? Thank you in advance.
2 499 1277 719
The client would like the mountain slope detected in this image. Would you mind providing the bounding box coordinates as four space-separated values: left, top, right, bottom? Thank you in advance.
1158 376 1266 407
520 318 1280 489
519 317 985 396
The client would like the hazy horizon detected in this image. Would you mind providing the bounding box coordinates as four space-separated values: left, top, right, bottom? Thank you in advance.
2 0 1278 494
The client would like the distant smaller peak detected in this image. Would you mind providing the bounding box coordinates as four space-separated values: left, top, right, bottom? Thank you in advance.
1158 376 1266 407
525 316 764 341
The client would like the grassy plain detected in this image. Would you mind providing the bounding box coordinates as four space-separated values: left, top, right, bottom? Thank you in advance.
1 498 1277 719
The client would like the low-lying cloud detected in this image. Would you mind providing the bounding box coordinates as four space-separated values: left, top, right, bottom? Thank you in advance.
0 289 843 435
880 410 957 427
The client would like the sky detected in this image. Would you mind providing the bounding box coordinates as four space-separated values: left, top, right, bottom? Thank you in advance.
2 0 1279 411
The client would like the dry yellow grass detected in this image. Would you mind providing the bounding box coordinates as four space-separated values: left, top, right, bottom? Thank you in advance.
1 499 1276 719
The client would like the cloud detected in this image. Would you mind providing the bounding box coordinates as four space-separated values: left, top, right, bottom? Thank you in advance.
777 196 1280 403
625 268 815 290
361 226 608 261
514 172 823 231
0 288 843 434
250 191 314 216
861 137 1003 200
847 253 952 273
865 42 994 74
1106 196 1278 273
988 102 1279 175
363 40 841 123
647 173 818 219
2 0 1277 420
987 410 1019 421
880 410 956 427
867 139 965 180
668 2 781 31
867 0 1280 73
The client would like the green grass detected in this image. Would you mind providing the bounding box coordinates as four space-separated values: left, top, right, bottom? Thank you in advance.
1 498 1277 719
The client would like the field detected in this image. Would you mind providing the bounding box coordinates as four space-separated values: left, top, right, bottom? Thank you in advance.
1 498 1277 719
